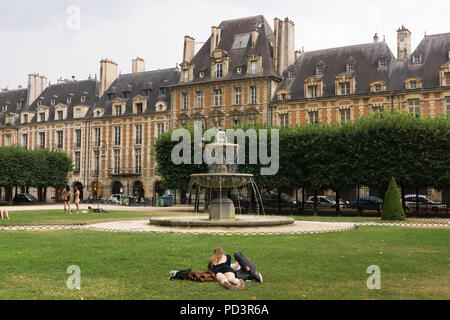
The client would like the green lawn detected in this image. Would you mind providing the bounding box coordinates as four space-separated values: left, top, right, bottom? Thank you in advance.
0 226 448 300
0 210 173 226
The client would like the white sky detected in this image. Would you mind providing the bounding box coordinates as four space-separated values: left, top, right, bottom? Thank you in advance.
1 0 449 89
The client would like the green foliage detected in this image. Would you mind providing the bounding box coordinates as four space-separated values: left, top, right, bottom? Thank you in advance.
154 112 450 197
0 147 73 192
382 177 406 221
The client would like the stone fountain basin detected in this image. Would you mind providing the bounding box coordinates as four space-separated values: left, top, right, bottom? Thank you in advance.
191 173 254 189
150 215 295 228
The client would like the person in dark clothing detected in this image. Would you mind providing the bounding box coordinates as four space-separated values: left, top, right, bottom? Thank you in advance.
233 252 263 283
207 247 245 290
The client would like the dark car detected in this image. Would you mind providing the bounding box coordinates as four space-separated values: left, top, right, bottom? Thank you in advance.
228 194 252 211
353 196 383 211
261 193 297 208
13 193 39 204
404 195 447 211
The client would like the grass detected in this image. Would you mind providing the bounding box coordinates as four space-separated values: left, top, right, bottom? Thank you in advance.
0 210 178 226
0 226 448 300
1 210 447 227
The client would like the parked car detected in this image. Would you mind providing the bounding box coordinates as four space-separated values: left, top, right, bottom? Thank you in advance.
228 194 252 210
261 193 297 208
305 196 343 209
108 194 122 205
326 196 351 208
13 193 39 204
404 195 447 211
353 196 383 211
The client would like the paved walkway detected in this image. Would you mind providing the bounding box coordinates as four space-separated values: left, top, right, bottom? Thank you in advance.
3 204 193 212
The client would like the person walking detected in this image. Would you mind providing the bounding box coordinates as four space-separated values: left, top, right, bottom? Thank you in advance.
74 186 80 214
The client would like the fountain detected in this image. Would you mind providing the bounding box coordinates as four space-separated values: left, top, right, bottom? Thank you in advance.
150 130 295 228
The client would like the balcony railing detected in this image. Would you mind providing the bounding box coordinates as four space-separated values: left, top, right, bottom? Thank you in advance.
108 168 142 177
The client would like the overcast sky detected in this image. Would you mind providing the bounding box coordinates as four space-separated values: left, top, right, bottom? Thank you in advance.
1 0 449 89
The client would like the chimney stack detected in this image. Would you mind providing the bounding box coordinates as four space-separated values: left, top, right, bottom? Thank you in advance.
132 57 145 73
273 17 296 76
27 73 48 106
397 26 411 60
373 33 379 42
210 26 221 56
99 58 119 97
183 36 195 63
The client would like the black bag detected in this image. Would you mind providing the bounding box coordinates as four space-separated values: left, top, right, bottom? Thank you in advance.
170 268 192 281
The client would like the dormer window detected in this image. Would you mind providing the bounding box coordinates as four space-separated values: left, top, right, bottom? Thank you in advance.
410 80 417 89
281 93 287 101
75 109 81 118
50 99 56 106
23 114 28 124
37 101 42 107
316 66 323 76
17 101 22 108
158 88 166 96
57 110 63 120
444 72 450 86
199 72 205 79
107 93 114 101
142 89 151 97
251 61 257 75
39 112 45 122
405 77 422 90
378 58 387 68
67 97 72 104
412 55 423 64
308 85 319 98
81 96 86 103
375 84 382 92
183 70 189 82
115 105 122 116
136 103 143 114
339 82 351 95
121 92 129 99
346 63 354 72
237 67 242 74
288 70 295 77
216 63 223 78
1 104 7 112
370 80 386 93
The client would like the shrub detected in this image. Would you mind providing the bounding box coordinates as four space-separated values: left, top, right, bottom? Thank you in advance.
382 177 406 221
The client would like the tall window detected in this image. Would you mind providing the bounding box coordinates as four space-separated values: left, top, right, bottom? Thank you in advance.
135 124 142 145
410 80 417 89
340 109 351 122
279 114 289 127
214 89 222 107
216 63 223 78
157 123 165 137
374 83 382 92
135 149 142 174
339 82 351 95
309 111 319 124
114 150 120 174
93 151 100 176
408 99 420 117
235 87 241 105
57 110 63 120
251 61 257 75
372 105 384 113
136 103 143 114
75 109 81 118
23 114 28 124
115 105 122 116
74 152 81 173
22 134 28 150
308 85 318 98
75 129 82 148
94 128 101 147
446 97 450 114
182 93 188 109
5 135 11 146
114 126 121 146
196 92 203 108
56 131 63 149
39 132 46 149
250 86 257 104
183 70 189 82
39 112 45 122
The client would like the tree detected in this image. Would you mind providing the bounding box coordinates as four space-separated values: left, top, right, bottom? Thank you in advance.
382 177 406 221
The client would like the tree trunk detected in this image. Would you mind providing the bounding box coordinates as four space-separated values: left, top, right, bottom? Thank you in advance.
313 193 318 216
401 185 406 213
301 188 306 214
335 189 341 216
278 189 282 214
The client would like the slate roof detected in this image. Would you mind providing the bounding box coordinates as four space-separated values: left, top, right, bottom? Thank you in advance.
174 15 278 86
275 32 450 102
94 68 180 118
25 79 99 124
0 88 28 127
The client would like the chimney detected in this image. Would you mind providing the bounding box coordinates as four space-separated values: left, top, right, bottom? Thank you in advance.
99 58 119 97
373 33 379 43
27 73 48 106
273 17 296 76
183 36 195 63
397 26 411 60
132 57 145 73
251 29 259 47
210 26 221 56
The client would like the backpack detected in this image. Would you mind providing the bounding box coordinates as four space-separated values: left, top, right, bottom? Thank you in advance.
170 268 192 281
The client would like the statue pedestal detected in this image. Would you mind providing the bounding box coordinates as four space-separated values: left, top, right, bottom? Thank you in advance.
209 189 236 221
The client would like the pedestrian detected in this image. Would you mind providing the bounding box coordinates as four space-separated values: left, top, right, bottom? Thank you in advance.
0 208 10 220
207 247 245 290
74 186 80 214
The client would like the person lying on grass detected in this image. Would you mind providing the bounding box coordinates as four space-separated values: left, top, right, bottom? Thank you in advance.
0 208 9 220
208 247 245 291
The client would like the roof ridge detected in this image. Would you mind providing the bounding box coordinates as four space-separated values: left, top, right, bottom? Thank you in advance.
118 67 179 78
304 41 387 55
218 14 265 26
